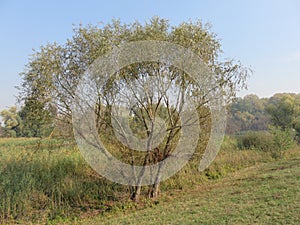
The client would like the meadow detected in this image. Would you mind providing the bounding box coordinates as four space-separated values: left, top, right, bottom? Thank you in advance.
92 157 300 224
0 137 299 224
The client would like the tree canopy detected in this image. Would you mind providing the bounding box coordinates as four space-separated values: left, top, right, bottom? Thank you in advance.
0 107 22 137
227 93 300 141
19 18 249 121
226 94 270 133
17 17 250 200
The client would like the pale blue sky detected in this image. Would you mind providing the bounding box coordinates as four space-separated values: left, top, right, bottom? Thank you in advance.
0 0 300 111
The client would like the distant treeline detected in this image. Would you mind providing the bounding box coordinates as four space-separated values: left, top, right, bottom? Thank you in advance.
1 93 300 140
226 93 300 139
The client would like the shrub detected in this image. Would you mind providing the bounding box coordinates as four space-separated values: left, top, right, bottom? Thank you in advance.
237 129 296 159
269 127 295 158
220 135 239 151
237 131 274 151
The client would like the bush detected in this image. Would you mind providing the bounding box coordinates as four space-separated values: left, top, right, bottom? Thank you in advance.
237 131 274 151
269 127 295 158
237 129 296 158
220 135 238 151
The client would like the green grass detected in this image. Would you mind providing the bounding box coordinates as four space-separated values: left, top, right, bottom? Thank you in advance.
84 157 300 225
0 138 127 224
0 137 299 224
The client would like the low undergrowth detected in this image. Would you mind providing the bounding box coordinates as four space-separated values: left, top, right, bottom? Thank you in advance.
0 137 299 224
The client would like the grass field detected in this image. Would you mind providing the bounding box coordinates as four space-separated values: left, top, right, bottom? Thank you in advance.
0 138 299 224
85 157 300 225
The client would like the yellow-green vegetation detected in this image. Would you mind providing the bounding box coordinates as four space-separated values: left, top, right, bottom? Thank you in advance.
90 157 300 225
0 138 126 224
0 137 299 224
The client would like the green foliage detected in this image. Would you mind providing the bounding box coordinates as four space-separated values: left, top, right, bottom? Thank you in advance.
0 107 23 137
237 131 274 151
19 98 55 137
0 138 125 223
18 17 249 129
0 126 3 137
267 93 300 140
227 93 300 143
0 137 287 223
226 94 270 134
17 17 250 201
237 129 295 159
267 94 295 128
220 135 238 151
0 102 55 138
96 158 300 225
269 126 296 158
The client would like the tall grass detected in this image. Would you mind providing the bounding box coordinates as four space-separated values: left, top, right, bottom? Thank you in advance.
0 138 126 223
0 137 299 224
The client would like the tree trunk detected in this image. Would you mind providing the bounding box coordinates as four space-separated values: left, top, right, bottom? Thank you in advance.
131 186 142 202
151 182 160 198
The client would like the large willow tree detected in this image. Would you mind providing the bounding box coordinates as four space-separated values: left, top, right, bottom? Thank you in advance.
19 17 250 200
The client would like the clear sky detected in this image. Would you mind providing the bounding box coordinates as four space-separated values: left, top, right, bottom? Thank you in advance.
0 0 300 111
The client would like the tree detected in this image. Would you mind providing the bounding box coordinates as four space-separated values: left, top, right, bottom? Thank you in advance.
0 106 23 137
0 125 4 137
267 93 300 140
18 98 55 137
0 103 54 138
226 94 270 134
19 17 249 200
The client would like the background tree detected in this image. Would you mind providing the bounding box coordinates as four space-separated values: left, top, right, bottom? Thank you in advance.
18 98 56 137
0 107 23 137
0 125 3 137
267 93 300 141
226 94 270 134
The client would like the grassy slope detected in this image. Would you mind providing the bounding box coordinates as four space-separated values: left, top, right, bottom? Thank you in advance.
83 158 300 225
